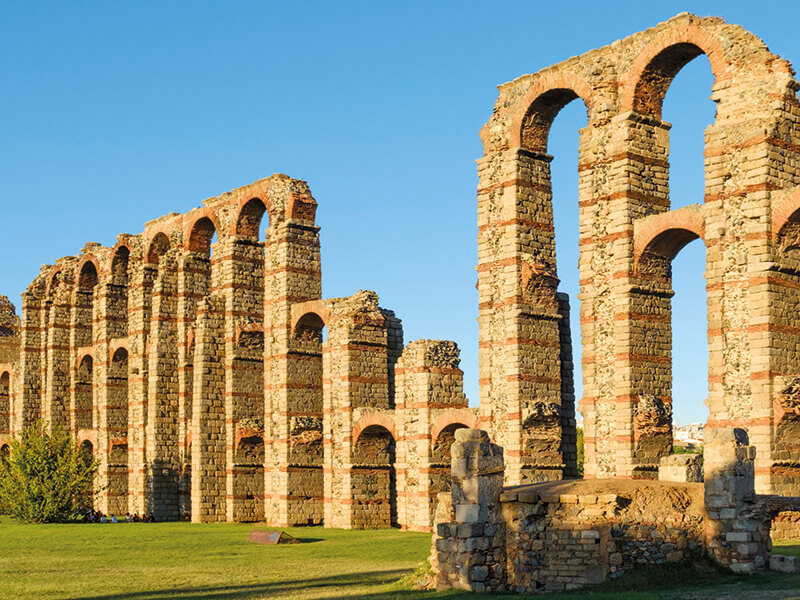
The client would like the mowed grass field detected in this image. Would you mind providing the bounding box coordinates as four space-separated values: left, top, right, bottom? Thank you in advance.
1 518 800 600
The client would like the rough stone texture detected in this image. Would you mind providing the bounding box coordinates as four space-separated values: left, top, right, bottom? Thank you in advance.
770 554 800 573
477 11 800 492
1 175 471 530
430 429 800 592
771 510 800 540
658 453 704 483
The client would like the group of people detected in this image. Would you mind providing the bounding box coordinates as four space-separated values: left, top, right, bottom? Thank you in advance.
81 510 156 523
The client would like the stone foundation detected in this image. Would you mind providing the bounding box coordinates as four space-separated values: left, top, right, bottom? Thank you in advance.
431 429 800 594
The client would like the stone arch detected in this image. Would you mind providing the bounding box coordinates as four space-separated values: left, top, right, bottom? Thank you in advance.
772 189 800 248
634 207 706 272
507 70 596 152
185 214 219 255
431 421 470 465
0 371 10 435
352 413 397 445
146 232 171 265
235 435 265 464
292 311 327 344
80 439 94 457
290 301 330 333
620 25 729 119
109 338 129 360
77 256 100 289
75 354 93 431
110 244 131 285
235 197 269 238
46 267 66 298
430 410 478 443
352 424 397 528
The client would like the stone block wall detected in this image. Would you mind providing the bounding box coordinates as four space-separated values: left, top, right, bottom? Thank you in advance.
431 428 800 594
771 511 800 540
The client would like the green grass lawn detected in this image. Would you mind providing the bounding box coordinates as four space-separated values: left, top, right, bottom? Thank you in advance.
1 517 799 600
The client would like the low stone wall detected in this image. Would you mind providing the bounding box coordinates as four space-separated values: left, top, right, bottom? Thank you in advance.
772 511 800 540
499 481 705 593
430 428 800 594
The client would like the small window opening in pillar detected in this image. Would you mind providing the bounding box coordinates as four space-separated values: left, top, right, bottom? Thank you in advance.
75 355 93 431
522 87 588 476
0 371 10 435
0 443 9 464
353 425 397 528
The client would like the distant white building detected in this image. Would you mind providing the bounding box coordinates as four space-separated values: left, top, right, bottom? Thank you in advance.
674 422 704 445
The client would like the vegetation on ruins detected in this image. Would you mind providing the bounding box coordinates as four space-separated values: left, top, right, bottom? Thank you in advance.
0 423 97 523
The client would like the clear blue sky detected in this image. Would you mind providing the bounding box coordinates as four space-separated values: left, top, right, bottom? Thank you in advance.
2 1 798 425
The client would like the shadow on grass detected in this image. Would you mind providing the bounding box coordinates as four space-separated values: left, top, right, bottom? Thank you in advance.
74 559 800 600
79 570 428 600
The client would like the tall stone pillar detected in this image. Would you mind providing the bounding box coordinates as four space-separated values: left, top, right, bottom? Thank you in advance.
191 296 226 522
145 252 180 519
18 289 45 432
476 148 566 486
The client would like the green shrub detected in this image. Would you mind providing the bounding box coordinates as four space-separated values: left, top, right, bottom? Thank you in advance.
577 426 584 477
0 422 98 523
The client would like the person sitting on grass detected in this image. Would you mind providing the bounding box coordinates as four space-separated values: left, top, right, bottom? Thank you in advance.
132 514 140 522
110 515 118 524
99 513 108 524
125 513 132 523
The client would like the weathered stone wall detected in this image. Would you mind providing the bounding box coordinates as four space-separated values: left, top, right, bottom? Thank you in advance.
478 11 800 494
4 175 470 529
431 428 800 593
771 511 800 540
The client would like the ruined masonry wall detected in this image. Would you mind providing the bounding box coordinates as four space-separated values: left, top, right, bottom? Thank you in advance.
3 175 472 530
478 11 800 493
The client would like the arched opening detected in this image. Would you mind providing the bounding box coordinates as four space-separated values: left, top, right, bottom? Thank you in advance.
75 355 93 430
77 261 98 348
429 422 468 507
288 311 326 525
108 347 129 513
80 439 94 458
182 217 218 499
519 84 588 480
109 247 130 339
634 227 707 470
0 443 9 464
147 233 171 266
232 434 265 522
235 198 268 239
0 372 10 435
352 425 397 528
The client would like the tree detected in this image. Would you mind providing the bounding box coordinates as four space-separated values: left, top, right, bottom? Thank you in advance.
0 423 98 523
